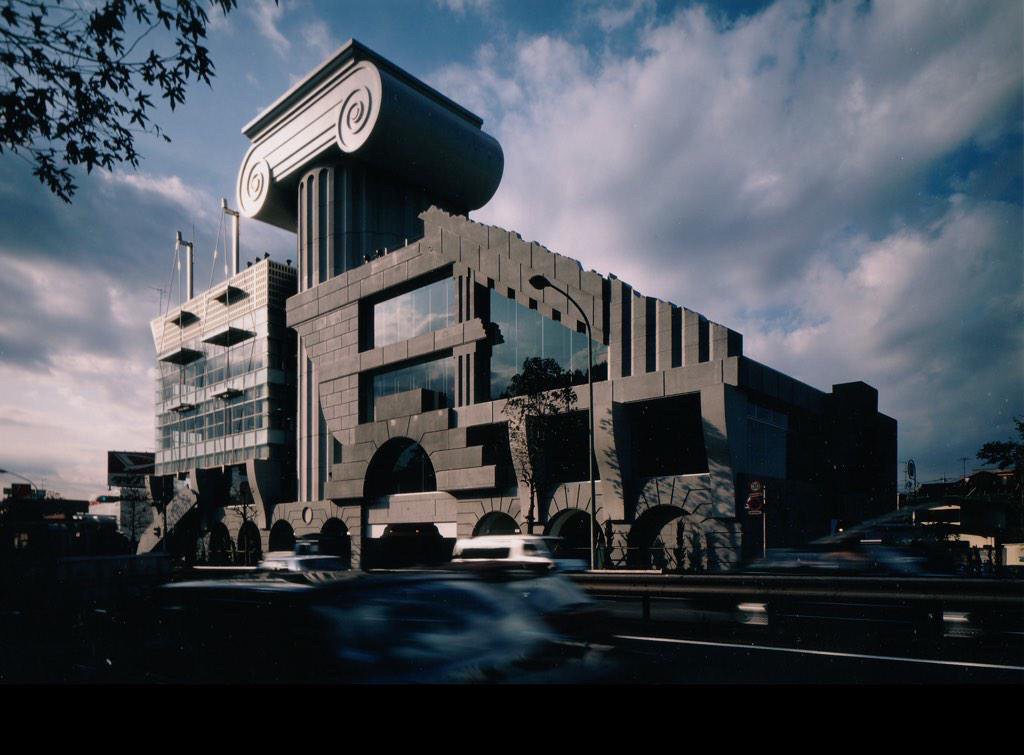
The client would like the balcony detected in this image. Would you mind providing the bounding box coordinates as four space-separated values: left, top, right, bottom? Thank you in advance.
202 325 255 347
158 346 204 365
211 387 244 401
168 310 199 327
210 284 247 305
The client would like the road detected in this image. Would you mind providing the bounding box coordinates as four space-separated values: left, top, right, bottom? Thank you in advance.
594 596 1024 683
2 581 1021 684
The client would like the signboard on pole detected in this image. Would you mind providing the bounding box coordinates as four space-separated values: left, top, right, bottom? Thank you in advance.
107 451 155 488
745 480 765 515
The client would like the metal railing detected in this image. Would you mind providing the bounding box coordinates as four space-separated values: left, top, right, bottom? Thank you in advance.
569 571 1024 624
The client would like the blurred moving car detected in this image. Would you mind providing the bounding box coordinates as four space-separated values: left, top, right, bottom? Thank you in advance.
747 541 929 576
451 535 588 573
109 572 606 683
258 551 351 573
487 571 611 645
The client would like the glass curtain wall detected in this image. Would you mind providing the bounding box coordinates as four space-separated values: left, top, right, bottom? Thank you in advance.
361 355 454 422
489 289 608 399
746 402 788 478
371 277 454 349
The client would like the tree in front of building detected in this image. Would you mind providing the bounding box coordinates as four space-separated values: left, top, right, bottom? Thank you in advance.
502 357 578 534
228 469 261 565
977 417 1024 473
976 417 1024 540
118 477 153 553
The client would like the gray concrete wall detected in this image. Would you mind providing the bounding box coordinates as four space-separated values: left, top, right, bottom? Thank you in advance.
277 208 893 570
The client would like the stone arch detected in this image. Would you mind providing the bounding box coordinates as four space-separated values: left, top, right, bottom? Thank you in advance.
320 517 352 568
237 521 262 565
269 520 295 552
473 511 521 536
364 437 436 499
627 504 709 571
545 507 605 566
207 522 233 565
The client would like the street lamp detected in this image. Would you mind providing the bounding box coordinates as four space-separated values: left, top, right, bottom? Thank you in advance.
528 274 597 571
0 468 38 492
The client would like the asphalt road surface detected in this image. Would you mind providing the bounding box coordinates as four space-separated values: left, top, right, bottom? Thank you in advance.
2 592 1021 684
595 596 1024 684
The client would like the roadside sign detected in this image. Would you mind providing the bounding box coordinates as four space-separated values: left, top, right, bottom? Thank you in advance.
746 480 765 514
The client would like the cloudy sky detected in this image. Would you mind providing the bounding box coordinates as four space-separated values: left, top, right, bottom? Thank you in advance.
0 0 1020 498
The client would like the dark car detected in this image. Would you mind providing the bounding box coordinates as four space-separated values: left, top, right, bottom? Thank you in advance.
106 572 600 683
483 570 612 646
747 541 928 576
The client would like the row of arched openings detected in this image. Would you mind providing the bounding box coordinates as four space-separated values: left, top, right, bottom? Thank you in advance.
268 518 352 566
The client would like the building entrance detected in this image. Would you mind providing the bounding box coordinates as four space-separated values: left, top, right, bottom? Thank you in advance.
364 523 452 569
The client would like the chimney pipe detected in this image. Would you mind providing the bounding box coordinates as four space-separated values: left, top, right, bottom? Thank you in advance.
175 230 194 300
221 198 240 276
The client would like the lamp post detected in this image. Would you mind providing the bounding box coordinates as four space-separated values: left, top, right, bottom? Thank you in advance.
528 274 597 571
0 468 38 494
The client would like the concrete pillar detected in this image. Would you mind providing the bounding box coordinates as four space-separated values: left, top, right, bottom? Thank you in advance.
608 279 632 378
655 300 682 372
631 294 648 375
710 322 743 361
684 309 710 365
698 383 738 519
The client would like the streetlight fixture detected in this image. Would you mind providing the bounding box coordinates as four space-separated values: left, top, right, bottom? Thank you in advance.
528 274 597 571
0 468 38 492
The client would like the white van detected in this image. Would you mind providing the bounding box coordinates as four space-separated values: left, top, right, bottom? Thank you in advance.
450 535 588 572
450 535 557 570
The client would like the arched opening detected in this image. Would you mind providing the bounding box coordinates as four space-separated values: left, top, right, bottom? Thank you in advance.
165 508 201 564
371 522 447 569
237 521 262 565
473 511 521 536
627 505 704 571
320 518 352 568
545 508 605 566
364 437 436 499
268 520 295 553
208 522 233 565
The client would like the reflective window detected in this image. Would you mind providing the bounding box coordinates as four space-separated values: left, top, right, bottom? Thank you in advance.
489 289 607 399
371 277 454 349
362 355 454 422
747 402 788 478
626 394 709 477
365 438 437 497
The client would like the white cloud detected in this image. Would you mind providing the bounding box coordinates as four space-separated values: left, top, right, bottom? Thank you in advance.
435 0 493 16
582 0 656 33
301 19 336 61
436 0 1023 482
248 0 291 57
0 253 157 500
99 169 217 225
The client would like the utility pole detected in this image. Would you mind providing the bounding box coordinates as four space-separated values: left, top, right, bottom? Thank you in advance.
959 456 969 480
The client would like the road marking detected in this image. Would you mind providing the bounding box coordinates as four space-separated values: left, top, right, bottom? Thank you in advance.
614 634 1024 672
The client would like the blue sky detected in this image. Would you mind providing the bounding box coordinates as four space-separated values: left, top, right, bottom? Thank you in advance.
0 0 1021 498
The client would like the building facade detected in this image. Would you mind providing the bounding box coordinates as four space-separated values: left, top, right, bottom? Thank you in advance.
232 40 895 570
146 257 297 558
